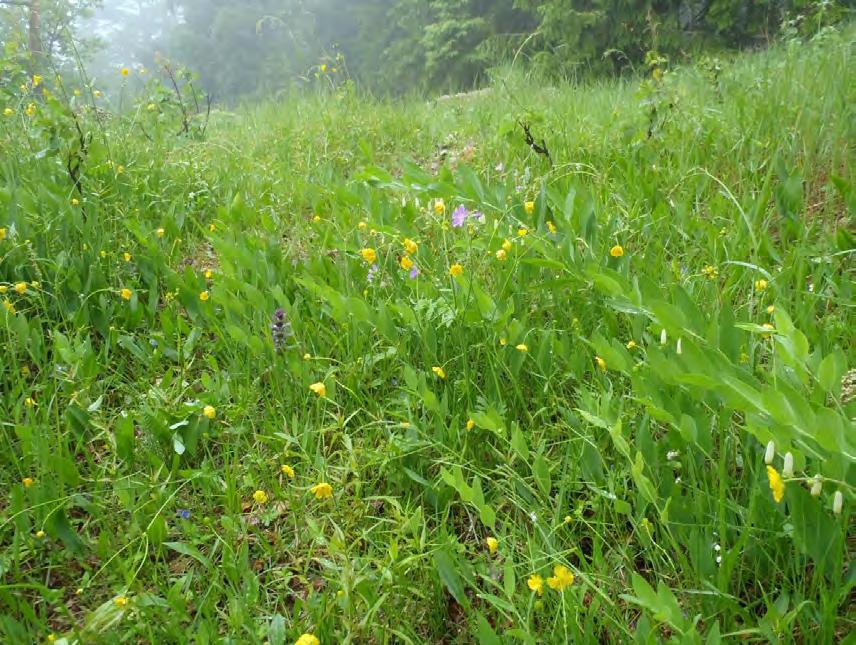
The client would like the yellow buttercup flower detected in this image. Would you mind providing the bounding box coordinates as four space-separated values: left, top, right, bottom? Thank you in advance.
449 264 463 277
766 305 775 314
2 108 12 117
433 198 446 215
35 530 46 539
94 90 102 98
32 74 43 87
199 291 210 302
495 249 507 261
546 565 574 591
2 299 15 314
546 220 557 234
120 288 133 301
358 221 367 230
626 340 637 349
515 343 528 353
295 635 320 645
209 223 217 232
403 238 418 255
701 264 718 280
499 337 507 346
610 244 624 258
502 239 513 252
281 464 295 479
766 465 784 503
22 477 34 488
755 279 768 291
485 536 498 555
517 228 528 238
524 201 535 215
400 256 414 271
252 489 269 504
310 482 333 500
155 228 165 238
123 252 132 262
14 282 27 295
432 366 446 379
114 596 128 608
204 270 213 279
360 248 377 264
309 382 327 397
466 418 475 431
527 574 544 596
0 228 5 240
595 356 607 372
202 405 216 419
121 67 130 77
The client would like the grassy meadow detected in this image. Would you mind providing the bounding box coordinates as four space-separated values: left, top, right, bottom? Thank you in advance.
1 27 855 644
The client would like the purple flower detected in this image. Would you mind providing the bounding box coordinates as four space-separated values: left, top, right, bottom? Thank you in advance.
471 210 484 223
367 264 379 283
451 205 469 228
176 509 191 520
409 265 419 279
271 307 293 352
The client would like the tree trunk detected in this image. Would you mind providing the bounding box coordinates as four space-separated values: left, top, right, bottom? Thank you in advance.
28 0 42 64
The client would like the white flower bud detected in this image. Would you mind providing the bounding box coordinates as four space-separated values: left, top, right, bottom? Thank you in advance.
810 475 822 497
832 490 843 515
764 441 775 465
660 329 667 345
676 338 682 355
782 452 794 478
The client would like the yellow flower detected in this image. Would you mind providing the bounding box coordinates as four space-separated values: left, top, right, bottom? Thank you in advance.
32 74 43 87
358 221 367 230
3 299 15 314
94 90 102 98
114 596 128 608
527 574 544 596
320 63 328 73
546 565 574 591
25 397 36 408
204 270 213 279
0 286 6 294
14 282 27 294
199 290 210 302
626 340 637 349
517 228 528 238
310 482 333 500
22 477 34 488
281 464 295 479
701 264 719 280
123 252 132 262
766 305 775 314
433 198 446 215
495 249 507 261
47 634 56 643
595 356 607 372
2 108 12 117
761 323 774 339
121 67 130 77
309 382 327 397
200 405 217 420
0 228 5 240
515 343 528 352
466 418 475 431
116 165 125 174
499 337 507 346
35 530 46 539
403 238 418 255
295 635 320 645
252 489 269 504
147 103 156 111
502 239 512 252
400 255 414 271
432 366 446 379
120 288 133 301
755 279 768 291
303 353 311 360
546 220 557 234
609 244 624 258
766 465 785 503
485 536 498 555
449 263 463 277
360 248 377 264
524 201 535 215
74 89 81 96
209 223 217 232
155 228 165 238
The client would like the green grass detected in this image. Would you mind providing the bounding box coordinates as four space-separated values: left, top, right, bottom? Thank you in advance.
1 27 854 645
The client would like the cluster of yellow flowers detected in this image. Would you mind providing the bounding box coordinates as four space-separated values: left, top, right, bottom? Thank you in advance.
527 565 575 595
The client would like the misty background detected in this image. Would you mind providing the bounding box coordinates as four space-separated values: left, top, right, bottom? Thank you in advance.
1 1 850 103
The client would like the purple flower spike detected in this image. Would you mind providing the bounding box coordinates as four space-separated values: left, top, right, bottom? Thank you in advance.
271 307 293 352
409 265 419 279
451 205 469 228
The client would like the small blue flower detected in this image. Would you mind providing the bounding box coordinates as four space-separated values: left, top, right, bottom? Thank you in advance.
176 509 191 520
